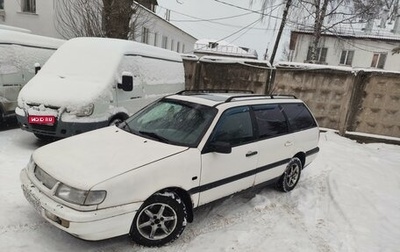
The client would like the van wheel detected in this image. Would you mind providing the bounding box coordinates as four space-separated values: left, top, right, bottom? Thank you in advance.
277 157 302 192
130 192 187 247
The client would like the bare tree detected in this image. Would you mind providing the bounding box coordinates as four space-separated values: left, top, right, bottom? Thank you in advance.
55 0 152 40
294 0 384 62
252 0 385 62
55 0 104 38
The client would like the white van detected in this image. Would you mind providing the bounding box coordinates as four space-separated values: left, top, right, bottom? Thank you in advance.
0 29 64 124
16 37 185 139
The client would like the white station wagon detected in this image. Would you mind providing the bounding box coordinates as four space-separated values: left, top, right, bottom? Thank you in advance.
20 92 320 247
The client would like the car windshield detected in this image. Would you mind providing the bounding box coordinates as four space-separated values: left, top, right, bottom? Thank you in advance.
123 98 217 147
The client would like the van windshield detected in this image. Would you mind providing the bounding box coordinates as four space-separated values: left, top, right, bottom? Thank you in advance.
123 98 217 147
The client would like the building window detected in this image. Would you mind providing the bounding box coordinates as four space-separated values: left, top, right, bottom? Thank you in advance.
176 42 180 53
0 0 4 10
162 36 168 49
182 44 185 53
340 50 354 66
141 27 149 44
171 39 174 51
22 0 36 13
306 46 328 63
154 32 158 47
371 53 387 69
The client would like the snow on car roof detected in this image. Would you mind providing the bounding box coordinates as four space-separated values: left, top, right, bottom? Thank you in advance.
65 37 183 62
0 29 65 49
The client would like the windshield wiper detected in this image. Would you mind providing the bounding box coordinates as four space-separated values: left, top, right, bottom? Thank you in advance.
139 131 170 143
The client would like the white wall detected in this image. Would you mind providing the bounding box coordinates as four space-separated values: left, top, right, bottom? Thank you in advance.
0 1 196 53
0 0 62 39
291 32 400 71
135 7 196 54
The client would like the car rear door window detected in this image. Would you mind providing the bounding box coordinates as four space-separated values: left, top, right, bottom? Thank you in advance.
281 103 317 132
252 104 288 139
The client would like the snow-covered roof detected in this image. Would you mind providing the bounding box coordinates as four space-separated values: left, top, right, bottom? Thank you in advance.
0 29 65 49
199 55 271 68
276 61 400 74
194 39 258 59
0 24 31 33
293 18 400 42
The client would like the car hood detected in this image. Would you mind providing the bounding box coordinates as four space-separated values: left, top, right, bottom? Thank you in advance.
18 73 112 107
32 126 189 190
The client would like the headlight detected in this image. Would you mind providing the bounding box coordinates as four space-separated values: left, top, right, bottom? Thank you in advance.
55 184 106 205
75 103 94 117
27 155 35 170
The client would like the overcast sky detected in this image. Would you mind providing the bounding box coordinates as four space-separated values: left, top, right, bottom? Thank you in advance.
156 0 290 60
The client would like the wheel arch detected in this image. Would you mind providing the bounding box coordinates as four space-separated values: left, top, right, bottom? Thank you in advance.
293 152 306 168
108 112 129 124
157 187 194 223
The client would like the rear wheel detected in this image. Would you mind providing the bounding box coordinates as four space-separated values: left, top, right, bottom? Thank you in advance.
277 157 302 192
130 192 187 247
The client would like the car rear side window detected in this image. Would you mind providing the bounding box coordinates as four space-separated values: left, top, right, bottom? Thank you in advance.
252 104 288 138
281 103 317 132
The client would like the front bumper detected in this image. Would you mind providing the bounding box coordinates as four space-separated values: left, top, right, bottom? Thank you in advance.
16 113 109 138
20 168 142 241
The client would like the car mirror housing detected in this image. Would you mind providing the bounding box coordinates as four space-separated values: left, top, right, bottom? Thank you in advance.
209 141 232 154
118 72 133 91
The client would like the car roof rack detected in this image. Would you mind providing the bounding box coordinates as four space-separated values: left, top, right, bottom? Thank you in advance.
177 89 254 95
225 94 297 102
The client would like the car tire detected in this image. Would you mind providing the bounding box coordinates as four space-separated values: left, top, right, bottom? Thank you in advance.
277 157 302 192
130 192 187 247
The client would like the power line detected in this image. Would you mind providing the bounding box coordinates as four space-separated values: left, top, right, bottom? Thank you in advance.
157 5 270 30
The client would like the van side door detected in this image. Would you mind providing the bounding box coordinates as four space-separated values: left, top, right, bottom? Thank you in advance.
199 106 258 205
252 104 294 185
115 56 144 115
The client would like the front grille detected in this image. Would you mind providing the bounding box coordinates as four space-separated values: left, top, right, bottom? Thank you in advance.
34 166 58 190
31 124 57 132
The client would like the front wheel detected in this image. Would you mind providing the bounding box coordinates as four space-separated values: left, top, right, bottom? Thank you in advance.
130 192 187 247
109 118 123 126
277 157 302 192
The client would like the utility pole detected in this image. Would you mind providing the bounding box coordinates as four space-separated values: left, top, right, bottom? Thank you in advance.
269 0 292 65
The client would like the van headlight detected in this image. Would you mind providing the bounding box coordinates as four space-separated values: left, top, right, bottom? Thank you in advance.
75 103 94 117
55 184 106 205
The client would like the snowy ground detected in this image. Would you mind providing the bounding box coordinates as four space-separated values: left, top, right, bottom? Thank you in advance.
1 122 400 252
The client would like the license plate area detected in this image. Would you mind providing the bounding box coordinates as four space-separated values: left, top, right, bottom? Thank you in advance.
28 115 56 125
22 185 42 214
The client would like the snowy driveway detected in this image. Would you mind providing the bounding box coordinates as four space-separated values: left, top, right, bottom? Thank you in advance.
1 125 400 252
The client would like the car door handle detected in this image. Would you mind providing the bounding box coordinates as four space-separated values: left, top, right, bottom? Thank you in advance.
284 141 293 147
246 151 258 157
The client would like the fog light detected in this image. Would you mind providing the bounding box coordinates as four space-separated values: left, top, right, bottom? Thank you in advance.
44 210 70 228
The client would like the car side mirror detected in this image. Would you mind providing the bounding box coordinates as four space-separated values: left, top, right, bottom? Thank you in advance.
34 63 41 74
209 141 232 154
118 72 133 92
